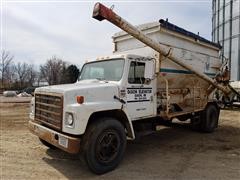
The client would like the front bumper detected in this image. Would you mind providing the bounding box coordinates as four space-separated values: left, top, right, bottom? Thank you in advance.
29 121 81 154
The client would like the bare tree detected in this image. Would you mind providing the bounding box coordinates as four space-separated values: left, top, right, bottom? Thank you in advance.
40 56 67 85
4 64 16 89
14 63 38 88
15 62 30 88
26 64 37 86
0 50 14 88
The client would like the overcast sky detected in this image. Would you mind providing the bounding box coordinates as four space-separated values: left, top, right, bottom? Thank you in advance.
1 0 212 68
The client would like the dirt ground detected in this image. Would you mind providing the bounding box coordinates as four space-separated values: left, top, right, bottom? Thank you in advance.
1 101 240 180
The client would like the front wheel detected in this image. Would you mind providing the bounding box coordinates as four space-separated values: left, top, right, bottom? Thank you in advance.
81 118 126 174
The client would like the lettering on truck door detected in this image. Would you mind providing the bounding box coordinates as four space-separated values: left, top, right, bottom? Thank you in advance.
126 61 154 119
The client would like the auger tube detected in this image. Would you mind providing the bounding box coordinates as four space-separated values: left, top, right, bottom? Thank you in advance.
92 2 230 95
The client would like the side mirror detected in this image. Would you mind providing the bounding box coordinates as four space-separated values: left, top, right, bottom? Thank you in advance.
144 61 155 80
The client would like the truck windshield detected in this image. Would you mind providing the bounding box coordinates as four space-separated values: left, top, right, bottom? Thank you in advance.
79 59 124 81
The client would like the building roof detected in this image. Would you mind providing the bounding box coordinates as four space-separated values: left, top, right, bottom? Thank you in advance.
159 19 221 49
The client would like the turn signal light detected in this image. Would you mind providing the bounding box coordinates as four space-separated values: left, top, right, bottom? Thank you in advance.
76 96 84 104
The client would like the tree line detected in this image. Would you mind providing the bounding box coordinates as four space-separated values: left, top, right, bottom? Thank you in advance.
0 50 80 90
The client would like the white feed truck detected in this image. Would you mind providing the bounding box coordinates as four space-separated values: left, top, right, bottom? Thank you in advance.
29 3 239 174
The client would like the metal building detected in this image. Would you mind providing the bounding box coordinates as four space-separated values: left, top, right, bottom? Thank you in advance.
212 0 240 80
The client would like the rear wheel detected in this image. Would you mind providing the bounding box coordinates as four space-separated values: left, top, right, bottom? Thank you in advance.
81 118 126 174
191 104 220 133
201 104 219 132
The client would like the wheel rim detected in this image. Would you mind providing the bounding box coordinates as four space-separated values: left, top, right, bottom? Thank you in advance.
95 130 120 164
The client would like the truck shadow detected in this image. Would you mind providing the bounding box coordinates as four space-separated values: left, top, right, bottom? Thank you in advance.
42 122 240 179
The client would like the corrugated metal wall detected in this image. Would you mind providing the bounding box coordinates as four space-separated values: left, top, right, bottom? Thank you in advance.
212 0 240 80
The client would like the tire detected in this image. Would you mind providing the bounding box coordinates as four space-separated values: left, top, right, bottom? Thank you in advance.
191 104 219 133
81 118 126 174
201 104 219 133
39 138 57 149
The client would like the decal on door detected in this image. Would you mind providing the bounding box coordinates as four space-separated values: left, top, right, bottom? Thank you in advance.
127 87 152 103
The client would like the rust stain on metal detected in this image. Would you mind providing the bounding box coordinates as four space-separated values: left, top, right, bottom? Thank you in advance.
93 3 117 24
29 121 80 154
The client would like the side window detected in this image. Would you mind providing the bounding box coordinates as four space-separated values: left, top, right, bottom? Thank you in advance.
128 61 145 84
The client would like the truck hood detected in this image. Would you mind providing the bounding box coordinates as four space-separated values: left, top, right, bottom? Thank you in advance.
35 79 118 93
35 79 120 104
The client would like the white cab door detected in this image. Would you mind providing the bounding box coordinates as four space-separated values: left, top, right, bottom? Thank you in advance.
126 61 154 119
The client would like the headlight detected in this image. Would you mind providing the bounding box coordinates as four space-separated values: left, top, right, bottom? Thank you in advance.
65 113 74 127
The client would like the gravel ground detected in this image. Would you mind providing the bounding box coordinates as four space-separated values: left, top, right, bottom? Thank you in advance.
0 96 32 103
0 102 240 180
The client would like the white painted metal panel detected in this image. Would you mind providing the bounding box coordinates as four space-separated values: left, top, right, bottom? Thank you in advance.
113 22 221 78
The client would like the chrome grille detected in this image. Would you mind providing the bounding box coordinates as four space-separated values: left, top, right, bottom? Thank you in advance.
35 93 63 130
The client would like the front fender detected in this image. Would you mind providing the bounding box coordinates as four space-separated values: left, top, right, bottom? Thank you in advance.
63 101 128 135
